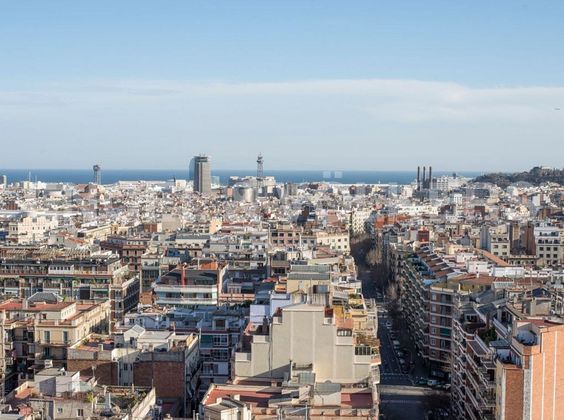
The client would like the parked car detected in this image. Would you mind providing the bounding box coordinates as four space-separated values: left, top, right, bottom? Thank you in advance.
416 377 428 386
385 321 393 329
427 379 439 387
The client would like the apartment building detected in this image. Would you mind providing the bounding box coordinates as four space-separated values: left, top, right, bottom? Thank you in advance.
269 224 303 248
67 329 200 416
311 229 351 253
399 249 455 371
154 260 226 307
121 305 246 398
7 213 58 244
534 225 563 267
399 247 502 376
451 299 512 420
350 209 373 236
204 233 268 270
0 295 110 395
3 375 156 419
496 319 564 420
230 297 380 418
0 246 139 327
100 235 149 272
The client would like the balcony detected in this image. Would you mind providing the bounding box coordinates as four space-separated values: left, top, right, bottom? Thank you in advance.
234 352 251 362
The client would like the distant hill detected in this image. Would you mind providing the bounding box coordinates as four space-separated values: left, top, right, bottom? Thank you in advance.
474 167 564 187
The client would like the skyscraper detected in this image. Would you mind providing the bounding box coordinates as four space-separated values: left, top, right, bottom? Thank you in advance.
188 157 196 181
193 155 211 194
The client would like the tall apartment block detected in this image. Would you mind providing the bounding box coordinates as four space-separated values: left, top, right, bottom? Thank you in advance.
496 319 564 420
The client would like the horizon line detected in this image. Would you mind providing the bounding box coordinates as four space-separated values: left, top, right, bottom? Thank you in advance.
0 168 498 173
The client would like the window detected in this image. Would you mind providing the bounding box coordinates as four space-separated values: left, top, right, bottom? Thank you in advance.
63 331 69 343
44 331 50 343
213 335 228 346
57 408 63 414
77 408 84 417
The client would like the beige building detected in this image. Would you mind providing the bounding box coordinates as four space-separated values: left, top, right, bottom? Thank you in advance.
224 297 380 418
8 213 58 244
0 296 110 395
234 303 380 386
350 209 373 236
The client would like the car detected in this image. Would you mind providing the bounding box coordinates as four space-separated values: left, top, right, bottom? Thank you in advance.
396 350 405 357
416 378 428 386
398 358 406 365
427 379 439 387
390 332 398 339
385 321 392 329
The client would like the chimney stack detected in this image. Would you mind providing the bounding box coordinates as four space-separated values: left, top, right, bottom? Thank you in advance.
428 166 432 189
422 166 427 189
180 263 186 287
417 166 421 191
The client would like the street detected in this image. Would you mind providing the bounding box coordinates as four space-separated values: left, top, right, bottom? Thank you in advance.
377 304 450 419
377 307 412 386
353 239 450 419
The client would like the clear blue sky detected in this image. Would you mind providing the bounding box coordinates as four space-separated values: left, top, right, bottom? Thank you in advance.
1 1 563 171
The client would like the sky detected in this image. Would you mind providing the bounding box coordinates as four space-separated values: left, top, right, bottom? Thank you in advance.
1 0 563 171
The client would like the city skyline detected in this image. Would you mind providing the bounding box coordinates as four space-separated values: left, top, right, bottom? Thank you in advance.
1 1 563 171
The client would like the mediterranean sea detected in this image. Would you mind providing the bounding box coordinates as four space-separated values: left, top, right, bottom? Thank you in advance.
0 169 481 186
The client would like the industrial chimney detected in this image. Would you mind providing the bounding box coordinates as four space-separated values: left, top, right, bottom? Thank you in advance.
417 166 421 191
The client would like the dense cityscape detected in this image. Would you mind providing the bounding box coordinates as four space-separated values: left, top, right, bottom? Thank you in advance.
0 158 562 419
3 2 564 419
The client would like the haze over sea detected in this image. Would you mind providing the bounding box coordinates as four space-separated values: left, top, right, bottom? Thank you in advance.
0 169 480 186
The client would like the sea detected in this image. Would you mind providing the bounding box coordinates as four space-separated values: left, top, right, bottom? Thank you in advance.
0 169 481 186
